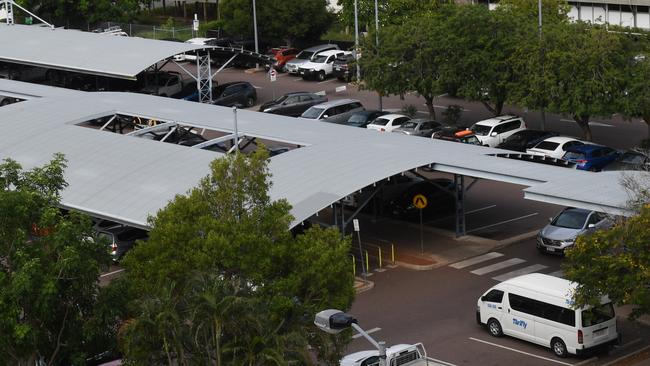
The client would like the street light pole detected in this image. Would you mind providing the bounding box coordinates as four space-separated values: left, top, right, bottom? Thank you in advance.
252 0 259 69
538 0 546 131
354 0 361 83
374 0 382 111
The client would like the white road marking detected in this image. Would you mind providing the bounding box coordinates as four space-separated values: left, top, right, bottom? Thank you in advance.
436 93 449 98
293 78 303 81
468 337 575 366
547 270 564 278
431 104 471 112
492 264 548 282
426 356 458 366
100 268 125 278
571 357 598 366
470 258 526 275
450 252 504 269
352 327 381 339
560 118 614 127
318 79 338 84
252 85 263 89
466 212 539 234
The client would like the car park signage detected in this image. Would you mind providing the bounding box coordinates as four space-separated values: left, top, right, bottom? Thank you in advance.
413 194 428 209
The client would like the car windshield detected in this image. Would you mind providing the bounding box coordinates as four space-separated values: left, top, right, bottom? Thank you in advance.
552 209 589 229
296 51 314 60
464 136 482 145
371 118 390 126
401 121 418 129
563 151 586 160
471 124 492 136
274 95 289 103
582 303 615 327
302 107 324 119
347 114 367 123
533 141 560 151
312 55 328 63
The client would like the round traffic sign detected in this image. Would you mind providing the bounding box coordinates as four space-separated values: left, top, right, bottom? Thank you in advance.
413 194 428 209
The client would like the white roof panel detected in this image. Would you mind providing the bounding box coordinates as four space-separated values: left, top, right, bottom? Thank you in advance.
0 24 208 79
0 79 643 228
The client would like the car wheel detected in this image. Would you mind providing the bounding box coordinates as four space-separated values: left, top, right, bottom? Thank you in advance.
246 97 255 107
487 318 503 337
318 71 326 82
551 338 568 358
588 166 599 172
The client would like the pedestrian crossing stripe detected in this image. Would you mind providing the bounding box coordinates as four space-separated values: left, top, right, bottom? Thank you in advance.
470 258 526 275
491 264 548 282
450 252 504 269
449 252 564 281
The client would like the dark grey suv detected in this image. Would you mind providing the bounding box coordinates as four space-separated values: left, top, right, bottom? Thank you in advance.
259 92 327 117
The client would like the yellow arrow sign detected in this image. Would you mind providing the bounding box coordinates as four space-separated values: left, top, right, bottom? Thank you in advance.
413 194 428 209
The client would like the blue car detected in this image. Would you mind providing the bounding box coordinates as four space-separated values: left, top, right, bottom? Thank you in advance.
562 144 619 171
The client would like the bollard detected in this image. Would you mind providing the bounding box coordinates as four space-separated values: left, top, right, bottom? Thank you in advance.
391 244 395 264
365 250 369 273
352 255 356 277
378 246 382 268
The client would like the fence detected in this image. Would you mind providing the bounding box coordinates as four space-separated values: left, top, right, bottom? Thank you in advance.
100 22 198 41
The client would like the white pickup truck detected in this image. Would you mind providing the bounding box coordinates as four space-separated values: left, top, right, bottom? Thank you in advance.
340 343 435 366
298 50 350 81
140 71 191 97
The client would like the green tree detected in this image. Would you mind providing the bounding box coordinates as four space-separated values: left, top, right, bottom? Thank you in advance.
564 205 650 318
336 0 440 28
540 21 628 141
220 0 334 46
0 154 112 365
119 148 354 364
16 0 145 26
620 48 650 142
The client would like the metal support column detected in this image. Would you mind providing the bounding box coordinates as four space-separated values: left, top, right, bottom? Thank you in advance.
197 52 213 103
3 0 14 24
454 174 466 237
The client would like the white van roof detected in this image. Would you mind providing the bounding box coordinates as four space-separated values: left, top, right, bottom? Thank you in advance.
502 273 576 300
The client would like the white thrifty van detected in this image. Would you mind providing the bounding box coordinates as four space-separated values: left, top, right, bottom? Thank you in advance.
477 273 619 358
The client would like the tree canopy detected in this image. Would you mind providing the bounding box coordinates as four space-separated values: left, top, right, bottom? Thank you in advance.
336 0 440 29
219 0 335 46
0 154 113 365
564 205 650 319
16 0 145 26
118 148 354 364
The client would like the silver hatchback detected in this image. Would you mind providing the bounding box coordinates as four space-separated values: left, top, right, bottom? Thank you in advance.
537 208 611 254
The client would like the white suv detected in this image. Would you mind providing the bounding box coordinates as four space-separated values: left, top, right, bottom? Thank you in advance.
470 115 526 147
298 50 349 81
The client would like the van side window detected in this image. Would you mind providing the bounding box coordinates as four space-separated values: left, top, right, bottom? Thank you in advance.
483 289 504 303
509 293 539 315
509 293 576 326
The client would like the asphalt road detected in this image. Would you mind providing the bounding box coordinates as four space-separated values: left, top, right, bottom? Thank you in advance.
347 239 650 366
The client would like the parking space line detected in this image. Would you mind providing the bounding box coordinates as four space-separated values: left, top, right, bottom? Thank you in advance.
492 264 548 282
352 327 381 339
560 119 614 127
100 268 125 278
466 212 539 234
252 85 263 89
318 79 338 84
468 337 574 366
426 356 458 366
470 258 526 275
572 356 598 366
293 78 303 81
450 252 504 269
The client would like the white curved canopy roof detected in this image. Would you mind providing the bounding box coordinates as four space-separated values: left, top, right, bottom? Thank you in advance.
0 24 209 79
0 79 642 229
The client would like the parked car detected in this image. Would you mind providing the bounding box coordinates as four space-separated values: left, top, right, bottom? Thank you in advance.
526 136 588 159
392 119 443 137
562 144 619 171
140 71 191 97
299 50 349 81
97 226 149 262
211 81 257 108
496 129 560 152
603 149 650 171
537 208 612 255
470 115 527 147
170 80 198 99
341 343 428 366
266 47 299 72
432 127 483 145
301 99 364 123
332 53 356 82
366 114 411 132
340 110 389 128
285 44 340 75
258 92 327 117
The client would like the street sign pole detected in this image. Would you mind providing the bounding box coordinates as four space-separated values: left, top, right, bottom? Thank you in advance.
269 68 277 99
412 194 428 254
353 219 367 280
